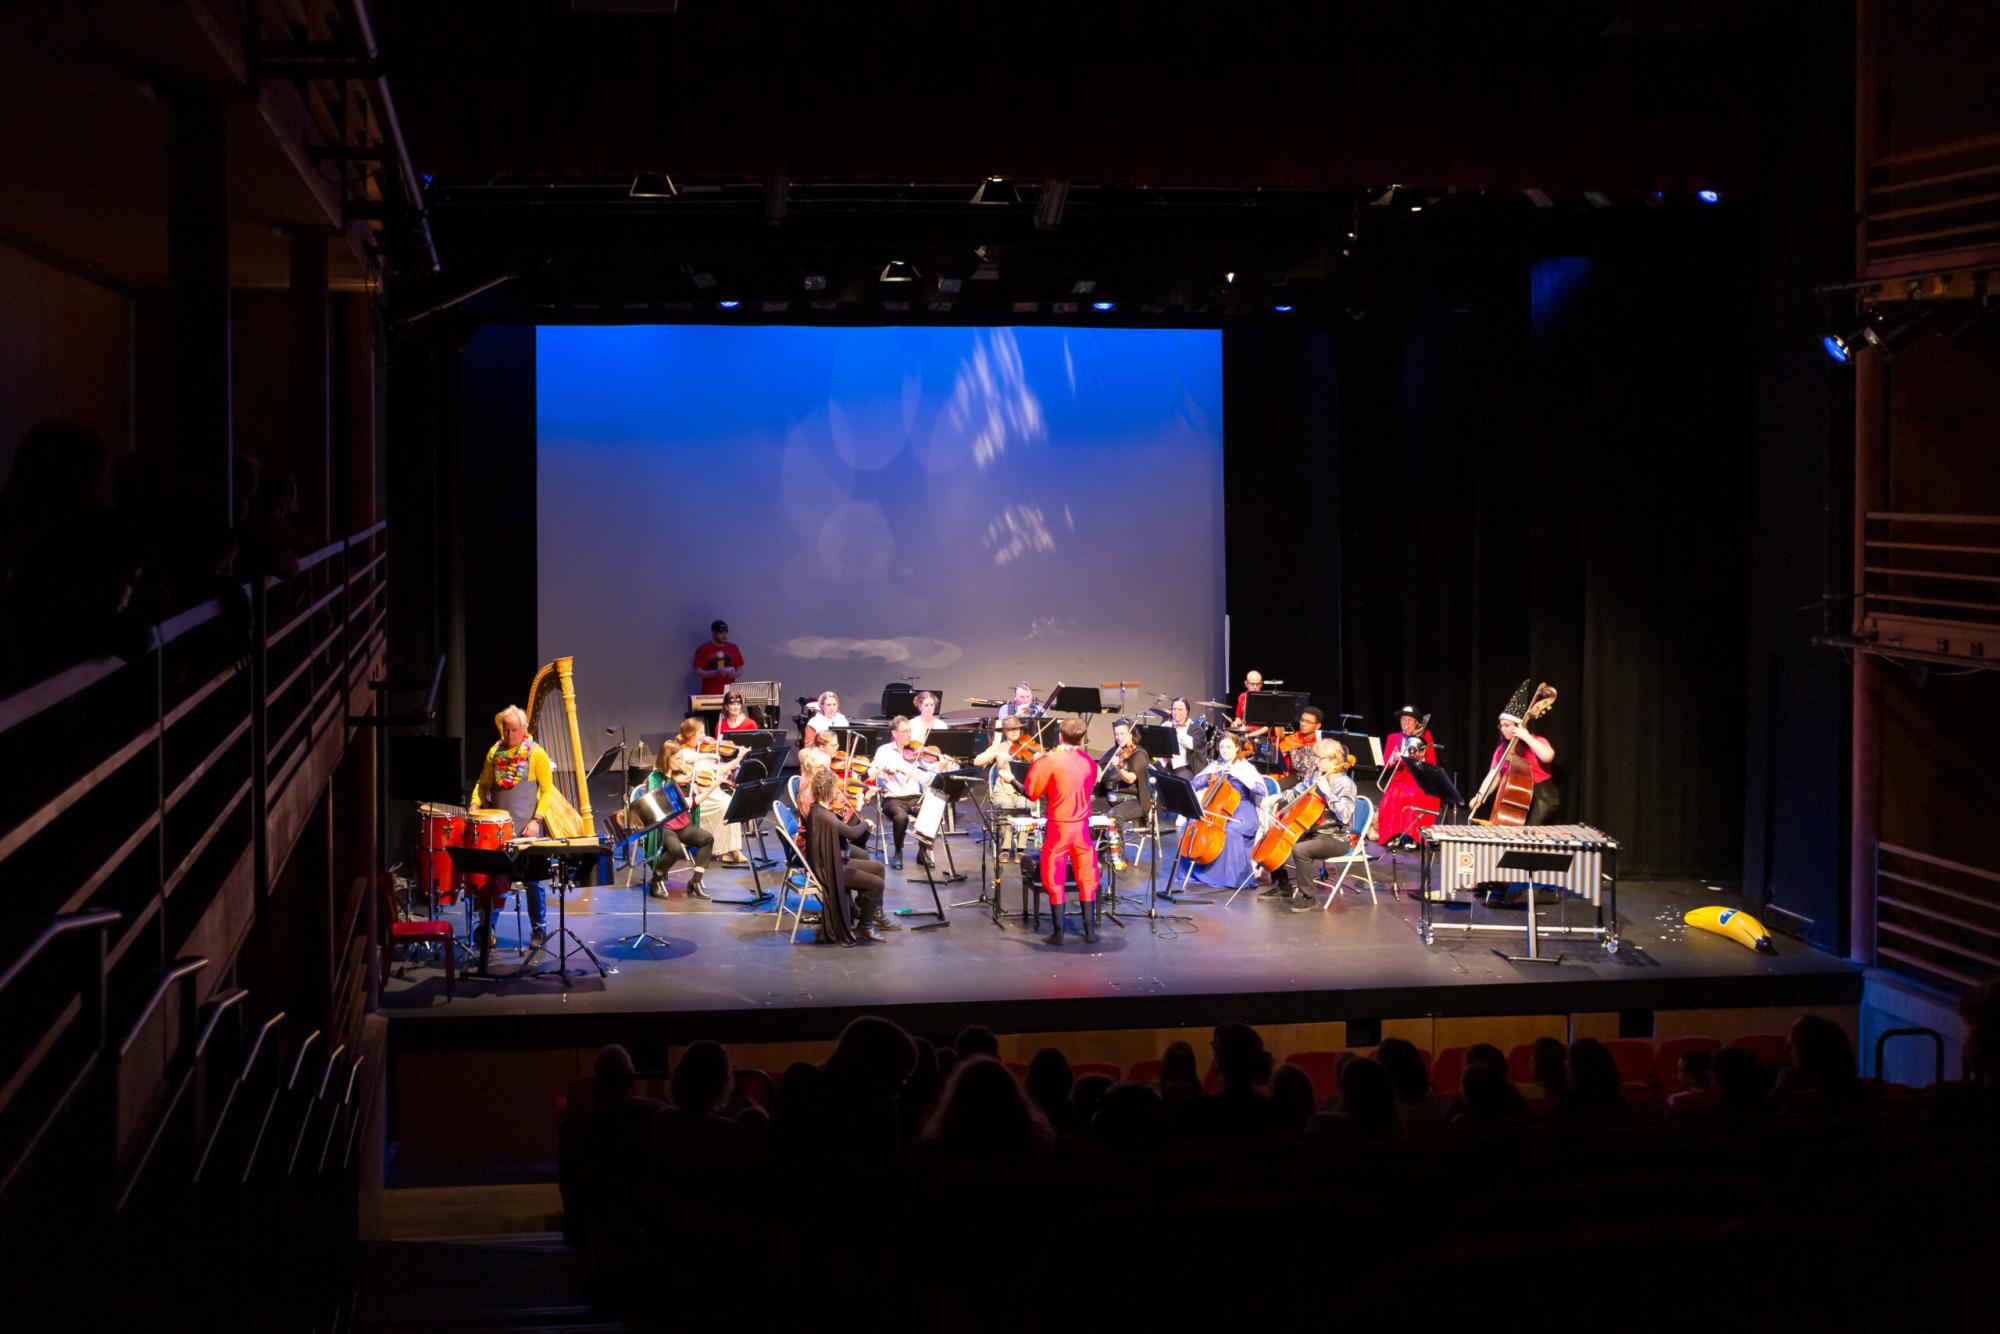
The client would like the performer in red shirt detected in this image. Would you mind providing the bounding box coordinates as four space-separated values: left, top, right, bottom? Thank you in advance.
692 620 744 695
716 690 759 735
1377 706 1441 848
1025 716 1101 945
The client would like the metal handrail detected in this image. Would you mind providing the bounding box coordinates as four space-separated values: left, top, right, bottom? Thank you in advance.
0 909 122 996
1873 1026 1946 1085
117 957 210 1057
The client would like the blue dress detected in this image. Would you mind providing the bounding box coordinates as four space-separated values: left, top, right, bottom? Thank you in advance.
1175 765 1264 889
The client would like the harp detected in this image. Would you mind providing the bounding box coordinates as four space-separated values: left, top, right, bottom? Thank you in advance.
527 656 594 838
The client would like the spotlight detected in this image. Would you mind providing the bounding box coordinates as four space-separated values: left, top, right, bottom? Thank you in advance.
1034 180 1069 231
1524 189 1554 209
803 275 827 291
1092 300 1115 312
630 172 677 198
717 299 740 310
1821 331 1855 363
690 271 717 290
1697 189 1720 204
1583 191 1612 209
1225 271 1237 284
938 276 963 293
1273 304 1294 313
1071 279 1097 295
879 259 919 283
970 176 1010 205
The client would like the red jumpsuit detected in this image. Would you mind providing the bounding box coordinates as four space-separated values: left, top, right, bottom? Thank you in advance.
1026 746 1100 904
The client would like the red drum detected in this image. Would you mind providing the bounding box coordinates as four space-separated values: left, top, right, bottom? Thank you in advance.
461 808 516 904
417 803 466 904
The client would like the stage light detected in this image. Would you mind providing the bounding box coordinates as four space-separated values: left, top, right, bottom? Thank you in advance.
1273 304 1293 313
970 176 1010 205
1053 301 1079 314
690 271 716 290
630 172 677 198
1822 329 1858 362
803 275 827 291
1583 191 1611 209
1370 184 1401 207
1225 271 1237 284
1524 189 1554 209
1072 279 1097 295
717 299 740 309
879 259 919 283
1034 180 1069 231
937 276 963 294
1697 189 1720 204
1092 300 1115 312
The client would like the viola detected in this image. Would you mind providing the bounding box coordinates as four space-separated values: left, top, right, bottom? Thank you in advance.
1176 769 1243 865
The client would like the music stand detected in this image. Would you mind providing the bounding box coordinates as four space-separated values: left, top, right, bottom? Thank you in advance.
512 842 613 986
1494 849 1576 965
1241 691 1305 728
1134 724 1177 767
1049 686 1103 715
1142 769 1202 924
730 744 789 871
950 766 1011 927
445 845 519 981
611 791 676 951
905 791 954 930
881 682 918 718
722 778 785 902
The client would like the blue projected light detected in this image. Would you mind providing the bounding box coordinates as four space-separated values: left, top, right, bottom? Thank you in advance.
1273 305 1294 313
717 300 741 310
1092 301 1115 312
535 324 1227 746
1697 189 1720 204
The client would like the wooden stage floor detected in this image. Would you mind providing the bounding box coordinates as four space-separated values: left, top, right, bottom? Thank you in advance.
380 841 1861 1051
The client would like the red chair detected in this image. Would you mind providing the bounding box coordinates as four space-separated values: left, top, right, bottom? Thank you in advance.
1070 1062 1122 1083
735 1067 774 1110
1125 1059 1163 1086
1653 1036 1721 1093
1507 1043 1537 1084
1429 1046 1469 1097
386 918 455 999
1729 1033 1790 1067
1604 1039 1654 1088
1281 1052 1342 1102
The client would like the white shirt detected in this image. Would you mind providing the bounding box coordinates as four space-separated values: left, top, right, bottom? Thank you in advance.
871 742 934 799
909 715 940 745
803 711 850 743
1173 723 1196 768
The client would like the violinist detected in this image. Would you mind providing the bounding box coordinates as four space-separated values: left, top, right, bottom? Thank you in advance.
1484 701 1559 825
1280 705 1325 789
871 716 940 871
909 691 943 745
802 691 849 747
801 766 889 945
676 718 748 866
716 690 758 736
997 681 1046 720
1264 739 1358 906
973 716 1035 863
1378 706 1440 850
1175 731 1265 890
643 741 715 899
1168 696 1210 779
1095 717 1151 873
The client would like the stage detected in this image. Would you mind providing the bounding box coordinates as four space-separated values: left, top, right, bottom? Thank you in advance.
380 842 1862 1052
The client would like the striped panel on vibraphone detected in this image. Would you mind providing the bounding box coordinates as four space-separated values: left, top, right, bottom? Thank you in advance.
1420 824 1618 906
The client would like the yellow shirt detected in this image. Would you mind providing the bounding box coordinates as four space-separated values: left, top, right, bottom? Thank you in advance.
472 740 554 820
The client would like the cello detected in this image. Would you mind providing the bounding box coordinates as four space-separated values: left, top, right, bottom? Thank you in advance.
1252 752 1358 871
1178 767 1244 865
1471 682 1557 827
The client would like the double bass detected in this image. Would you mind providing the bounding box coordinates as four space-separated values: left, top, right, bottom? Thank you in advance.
1177 767 1244 865
1471 683 1558 827
1252 752 1358 871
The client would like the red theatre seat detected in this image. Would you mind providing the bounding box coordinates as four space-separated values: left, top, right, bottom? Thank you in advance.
1282 1052 1342 1102
1125 1059 1163 1086
386 918 455 999
1069 1062 1123 1083
1507 1044 1537 1084
1653 1036 1722 1092
1429 1046 1469 1097
1729 1033 1791 1067
1604 1039 1655 1088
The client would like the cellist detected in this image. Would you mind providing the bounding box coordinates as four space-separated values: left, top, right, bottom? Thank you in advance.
1175 730 1265 890
1264 739 1359 906
1482 690 1559 825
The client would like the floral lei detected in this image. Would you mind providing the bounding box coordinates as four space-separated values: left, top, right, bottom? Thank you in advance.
493 738 535 789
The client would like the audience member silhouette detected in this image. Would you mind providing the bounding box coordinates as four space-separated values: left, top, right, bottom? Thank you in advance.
1929 978 2000 1130
1310 1055 1401 1138
954 1024 1001 1062
1091 1081 1169 1154
897 1036 944 1146
1553 1038 1628 1125
1154 1039 1203 1107
1452 1064 1526 1128
1172 1023 1284 1137
1376 1037 1442 1123
1071 1072 1114 1129
566 1044 665 1239
1025 1047 1078 1137
648 1041 758 1178
1269 1063 1317 1133
1528 1037 1568 1101
1776 1015 1871 1114
919 1056 1052 1159
1711 1047 1773 1117
820 1015 919 1158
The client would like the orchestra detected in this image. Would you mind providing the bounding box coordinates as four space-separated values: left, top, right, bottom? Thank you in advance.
426 640 1573 966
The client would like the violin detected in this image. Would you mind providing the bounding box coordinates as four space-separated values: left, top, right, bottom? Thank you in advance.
695 738 741 759
1276 728 1310 756
901 743 944 766
1008 735 1045 761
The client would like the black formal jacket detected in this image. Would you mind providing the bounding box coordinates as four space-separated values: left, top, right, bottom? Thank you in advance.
804 801 871 943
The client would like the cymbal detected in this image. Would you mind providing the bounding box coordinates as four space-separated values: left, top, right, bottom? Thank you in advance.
963 697 1004 707
1196 699 1230 709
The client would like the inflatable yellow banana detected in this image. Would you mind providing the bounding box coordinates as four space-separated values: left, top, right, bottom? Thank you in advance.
1685 905 1774 953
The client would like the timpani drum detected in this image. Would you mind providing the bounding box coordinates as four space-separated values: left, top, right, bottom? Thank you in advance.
460 808 516 904
416 802 465 903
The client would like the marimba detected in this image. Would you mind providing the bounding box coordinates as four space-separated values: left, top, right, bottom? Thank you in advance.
1417 823 1621 959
